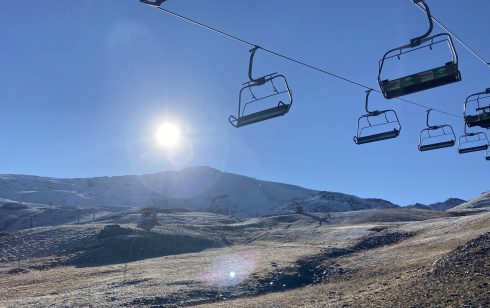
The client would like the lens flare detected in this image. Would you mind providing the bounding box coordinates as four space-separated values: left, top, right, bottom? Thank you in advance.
199 250 260 287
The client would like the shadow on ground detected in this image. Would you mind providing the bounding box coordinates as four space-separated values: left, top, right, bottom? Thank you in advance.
130 230 415 307
68 225 226 267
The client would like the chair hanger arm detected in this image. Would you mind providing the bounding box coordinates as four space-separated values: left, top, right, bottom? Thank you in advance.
410 0 434 47
139 0 167 7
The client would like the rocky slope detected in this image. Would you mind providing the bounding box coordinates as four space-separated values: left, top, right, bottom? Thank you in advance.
450 191 490 211
275 191 399 213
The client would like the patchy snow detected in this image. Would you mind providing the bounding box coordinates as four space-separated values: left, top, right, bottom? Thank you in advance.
449 191 490 211
407 198 466 211
275 191 399 213
0 167 317 217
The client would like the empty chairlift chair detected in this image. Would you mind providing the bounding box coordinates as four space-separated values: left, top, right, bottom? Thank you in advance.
378 0 461 99
464 88 490 129
418 109 456 151
354 89 401 144
458 124 489 154
229 46 293 128
139 0 167 6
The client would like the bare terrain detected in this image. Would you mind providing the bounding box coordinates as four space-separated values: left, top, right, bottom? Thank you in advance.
0 206 489 307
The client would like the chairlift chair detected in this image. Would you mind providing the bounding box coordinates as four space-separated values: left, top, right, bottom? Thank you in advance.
486 150 490 161
458 124 489 154
464 88 490 129
229 46 293 128
418 109 455 151
378 0 461 99
354 90 401 144
139 0 167 6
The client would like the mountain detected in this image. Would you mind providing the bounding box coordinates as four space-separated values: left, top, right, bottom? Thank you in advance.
274 191 399 213
10 167 474 218
407 203 433 211
407 198 466 211
0 167 317 217
449 192 490 211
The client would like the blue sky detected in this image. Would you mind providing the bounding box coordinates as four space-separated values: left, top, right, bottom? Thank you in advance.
0 0 489 205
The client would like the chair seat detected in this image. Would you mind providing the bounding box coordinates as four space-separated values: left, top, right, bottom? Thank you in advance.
465 114 490 129
419 140 455 152
355 129 400 145
235 104 289 128
458 144 489 154
381 62 461 99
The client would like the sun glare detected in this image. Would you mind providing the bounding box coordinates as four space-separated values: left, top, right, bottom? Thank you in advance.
155 122 181 149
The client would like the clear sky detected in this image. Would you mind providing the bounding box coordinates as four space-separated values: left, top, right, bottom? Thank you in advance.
0 0 489 205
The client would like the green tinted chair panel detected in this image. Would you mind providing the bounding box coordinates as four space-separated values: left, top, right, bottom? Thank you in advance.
464 114 490 129
381 62 461 99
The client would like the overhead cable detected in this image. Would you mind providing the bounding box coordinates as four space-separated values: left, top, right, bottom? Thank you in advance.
413 0 490 68
142 3 463 119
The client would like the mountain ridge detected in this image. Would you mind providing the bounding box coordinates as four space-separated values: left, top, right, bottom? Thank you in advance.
406 198 466 211
275 191 399 213
0 166 316 217
0 166 478 217
449 191 490 211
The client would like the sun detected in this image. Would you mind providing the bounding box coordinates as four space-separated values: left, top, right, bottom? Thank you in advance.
155 122 181 149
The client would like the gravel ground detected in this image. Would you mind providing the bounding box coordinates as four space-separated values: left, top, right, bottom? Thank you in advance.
0 209 488 307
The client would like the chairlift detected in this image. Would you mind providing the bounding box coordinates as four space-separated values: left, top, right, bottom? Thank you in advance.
458 124 489 154
486 150 490 161
354 89 401 144
229 46 293 128
139 0 167 6
418 109 455 151
378 0 461 99
464 88 490 129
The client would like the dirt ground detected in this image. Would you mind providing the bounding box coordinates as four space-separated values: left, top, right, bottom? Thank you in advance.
0 209 489 307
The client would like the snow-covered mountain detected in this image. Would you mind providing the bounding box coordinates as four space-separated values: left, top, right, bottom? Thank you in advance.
449 192 490 211
407 198 466 212
8 167 482 217
274 191 399 213
0 167 318 217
